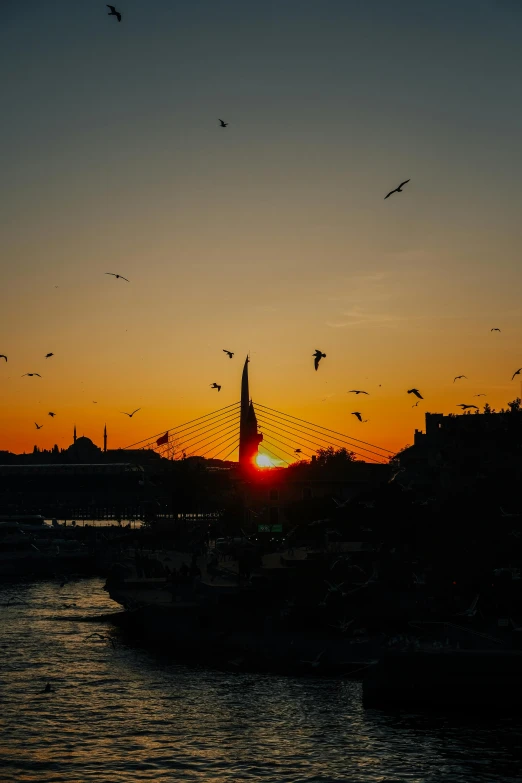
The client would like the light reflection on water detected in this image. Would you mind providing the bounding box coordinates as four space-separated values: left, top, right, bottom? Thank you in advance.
1 579 521 783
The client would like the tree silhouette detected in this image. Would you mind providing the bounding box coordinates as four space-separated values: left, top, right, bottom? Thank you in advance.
315 446 356 467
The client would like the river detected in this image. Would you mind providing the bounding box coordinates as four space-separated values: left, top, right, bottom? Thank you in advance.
1 578 521 783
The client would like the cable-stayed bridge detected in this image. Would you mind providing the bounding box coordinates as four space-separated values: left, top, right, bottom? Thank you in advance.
122 399 394 466
123 357 394 465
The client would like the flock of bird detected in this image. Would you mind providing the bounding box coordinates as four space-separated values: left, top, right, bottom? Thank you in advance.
2 6 520 448
3 322 517 435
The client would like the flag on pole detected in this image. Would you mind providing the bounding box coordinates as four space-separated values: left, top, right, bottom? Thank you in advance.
156 432 169 447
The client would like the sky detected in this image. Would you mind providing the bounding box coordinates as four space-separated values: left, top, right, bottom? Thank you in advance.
2 0 522 461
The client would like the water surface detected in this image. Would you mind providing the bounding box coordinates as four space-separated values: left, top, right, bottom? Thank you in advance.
1 579 521 782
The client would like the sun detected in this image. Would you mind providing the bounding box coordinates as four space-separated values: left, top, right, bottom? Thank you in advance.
256 454 274 468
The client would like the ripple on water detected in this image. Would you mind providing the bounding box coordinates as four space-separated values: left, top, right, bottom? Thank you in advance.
1 579 522 782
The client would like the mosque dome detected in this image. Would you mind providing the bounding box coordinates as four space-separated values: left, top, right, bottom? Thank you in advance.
66 435 102 462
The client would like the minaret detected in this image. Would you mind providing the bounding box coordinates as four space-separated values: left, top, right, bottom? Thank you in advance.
103 424 107 453
238 356 263 468
73 425 77 444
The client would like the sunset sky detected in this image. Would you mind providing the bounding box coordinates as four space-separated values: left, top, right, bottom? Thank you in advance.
2 0 522 460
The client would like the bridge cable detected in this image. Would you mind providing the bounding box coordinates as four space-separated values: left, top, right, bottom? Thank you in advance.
255 407 390 461
255 407 390 460
184 423 239 459
254 422 316 460
255 411 388 463
199 431 240 460
179 424 237 457
220 440 240 462
251 402 390 454
158 410 240 452
122 401 240 449
138 407 240 454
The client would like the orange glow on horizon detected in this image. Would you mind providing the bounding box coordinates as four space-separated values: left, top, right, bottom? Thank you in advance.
3 6 522 460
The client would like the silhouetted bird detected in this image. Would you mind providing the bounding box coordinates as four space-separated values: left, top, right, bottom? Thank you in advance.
313 350 326 370
106 272 129 282
407 388 423 399
300 650 325 668
35 423 43 430
454 594 480 618
348 390 369 395
512 368 522 380
330 617 354 633
325 580 346 596
219 119 228 127
453 375 467 383
457 404 478 410
223 350 234 358
48 412 56 418
45 353 54 359
121 409 141 417
294 448 302 454
0 355 6 362
412 401 420 407
107 5 121 22
473 394 486 397
384 179 410 199
22 373 41 378
352 412 363 422
87 632 116 650
491 328 501 332
210 383 221 391
43 682 52 693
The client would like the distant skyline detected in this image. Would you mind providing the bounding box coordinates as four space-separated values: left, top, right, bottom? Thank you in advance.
2 0 522 458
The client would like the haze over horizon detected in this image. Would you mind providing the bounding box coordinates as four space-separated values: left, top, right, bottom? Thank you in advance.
2 0 522 459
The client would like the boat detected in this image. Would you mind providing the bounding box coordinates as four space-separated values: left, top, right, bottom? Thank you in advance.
0 516 94 580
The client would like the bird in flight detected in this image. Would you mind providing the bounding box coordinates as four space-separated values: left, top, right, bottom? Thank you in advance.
300 650 325 668
107 5 121 22
457 404 478 410
35 423 43 430
294 448 302 454
0 355 6 362
48 412 56 417
351 412 363 422
223 350 234 358
106 273 129 282
453 375 467 383
384 179 410 199
412 401 420 407
348 390 369 395
491 328 501 332
219 119 228 128
512 368 522 381
313 350 326 371
22 373 41 378
45 353 54 359
473 394 486 397
407 388 423 399
210 383 221 391
121 409 141 417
